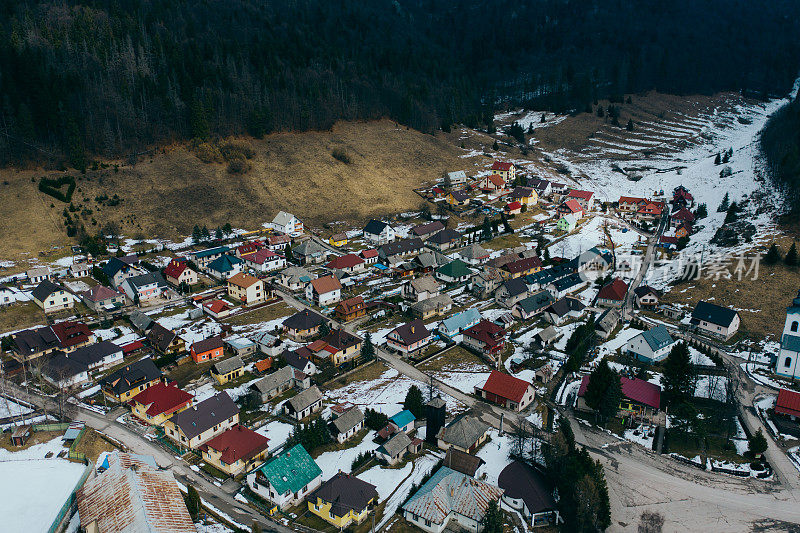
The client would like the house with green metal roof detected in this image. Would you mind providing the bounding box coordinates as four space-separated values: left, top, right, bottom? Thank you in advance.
624 325 677 363
206 254 243 280
191 246 231 268
389 410 416 433
246 444 323 509
435 259 472 284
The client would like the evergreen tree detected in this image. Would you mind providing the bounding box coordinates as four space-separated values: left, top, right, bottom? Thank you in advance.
540 113 546 123
626 118 634 131
403 385 425 418
785 242 798 266
223 222 233 235
192 225 202 244
724 201 738 223
492 140 499 150
443 172 452 189
362 332 375 360
480 500 504 533
662 342 695 405
319 321 331 337
748 428 768 456
764 243 781 265
717 192 730 212
364 408 389 431
584 359 622 422
714 153 721 165
185 484 201 520
215 227 223 240
201 226 210 240
722 149 730 163
596 106 604 118
482 217 493 242
189 97 210 140
285 243 293 262
527 122 535 134
694 203 708 219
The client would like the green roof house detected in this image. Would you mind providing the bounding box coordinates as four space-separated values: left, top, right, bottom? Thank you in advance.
435 259 472 284
246 444 323 509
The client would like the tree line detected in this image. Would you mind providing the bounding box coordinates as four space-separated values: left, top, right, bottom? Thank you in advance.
0 0 799 167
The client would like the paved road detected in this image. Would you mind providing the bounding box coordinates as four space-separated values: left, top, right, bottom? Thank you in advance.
6 382 297 533
621 211 668 319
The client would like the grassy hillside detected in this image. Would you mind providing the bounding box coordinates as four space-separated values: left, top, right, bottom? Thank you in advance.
0 120 474 266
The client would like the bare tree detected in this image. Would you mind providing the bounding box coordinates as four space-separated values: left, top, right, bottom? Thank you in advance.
638 511 665 533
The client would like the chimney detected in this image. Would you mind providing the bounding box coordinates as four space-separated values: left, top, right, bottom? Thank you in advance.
411 326 415 334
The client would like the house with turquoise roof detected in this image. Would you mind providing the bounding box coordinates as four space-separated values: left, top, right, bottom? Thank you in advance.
390 410 416 434
246 444 323 509
206 254 244 280
438 308 482 340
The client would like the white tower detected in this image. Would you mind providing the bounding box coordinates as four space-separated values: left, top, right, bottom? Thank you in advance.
776 290 800 378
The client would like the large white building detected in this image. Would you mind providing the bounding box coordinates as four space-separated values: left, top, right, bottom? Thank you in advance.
776 291 800 379
270 211 304 237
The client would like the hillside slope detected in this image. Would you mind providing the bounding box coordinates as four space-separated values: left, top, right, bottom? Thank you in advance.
0 120 473 266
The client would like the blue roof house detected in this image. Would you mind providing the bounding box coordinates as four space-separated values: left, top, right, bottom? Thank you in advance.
390 410 416 434
623 325 677 363
438 308 482 339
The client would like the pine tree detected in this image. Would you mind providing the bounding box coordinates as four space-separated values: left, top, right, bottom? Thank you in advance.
319 321 331 337
527 122 534 134
192 225 202 243
748 428 768 456
694 203 708 219
482 217 493 242
662 342 695 405
403 385 424 418
201 226 210 240
626 118 634 131
714 153 721 165
492 140 499 150
724 201 738 224
284 243 293 262
223 222 233 235
480 500 504 533
540 113 546 123
785 242 798 266
596 106 604 118
764 243 781 265
215 227 222 240
717 192 729 213
362 332 375 360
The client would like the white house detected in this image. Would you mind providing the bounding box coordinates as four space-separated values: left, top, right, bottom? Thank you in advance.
776 291 800 379
31 281 76 313
624 326 677 363
121 273 168 303
246 444 322 510
243 249 286 273
689 301 740 340
363 220 395 245
270 211 304 237
27 266 52 284
305 275 342 306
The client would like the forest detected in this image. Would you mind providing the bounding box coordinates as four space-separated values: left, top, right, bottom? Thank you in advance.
1 0 799 167
762 93 800 218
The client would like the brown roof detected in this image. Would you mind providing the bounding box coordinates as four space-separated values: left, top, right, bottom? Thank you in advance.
597 278 628 301
444 448 485 476
201 424 270 464
228 271 261 289
336 296 365 314
310 275 342 294
191 335 224 354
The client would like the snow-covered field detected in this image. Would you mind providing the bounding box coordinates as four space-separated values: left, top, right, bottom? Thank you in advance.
315 431 376 480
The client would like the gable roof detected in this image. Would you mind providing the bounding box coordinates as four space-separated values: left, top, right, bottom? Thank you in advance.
633 285 661 298
776 388 800 418
389 320 430 345
364 219 391 236
228 271 261 289
207 254 243 273
251 366 295 394
31 280 66 301
256 444 321 494
378 431 412 457
449 190 471 202
126 272 167 290
191 336 224 354
50 321 93 348
595 309 620 333
99 358 162 395
332 407 365 434
170 392 238 440
68 341 122 367
561 199 583 214
409 275 440 294
527 177 551 191
311 473 378 516
578 374 661 409
501 277 528 297
102 257 131 278
412 220 445 236
436 259 471 279
498 461 555 515
516 290 555 313
502 256 542 274
390 410 416 428
567 189 594 200
546 296 586 317
440 308 482 334
131 382 193 417
244 249 281 265
193 246 230 259
491 161 513 171
443 448 485 477
437 415 489 449
272 210 299 227
82 284 123 302
212 356 244 375
282 349 313 372
202 424 270 465
411 294 453 313
309 275 342 295
485 174 505 187
459 243 490 262
335 296 364 315
428 228 462 245
402 467 503 524
287 385 322 412
325 254 364 270
691 301 739 328
480 370 532 403
638 326 675 352
597 278 628 301
447 170 467 181
379 238 424 257
163 259 190 280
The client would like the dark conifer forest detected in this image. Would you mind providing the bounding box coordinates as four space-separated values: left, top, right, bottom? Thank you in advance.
1 0 799 165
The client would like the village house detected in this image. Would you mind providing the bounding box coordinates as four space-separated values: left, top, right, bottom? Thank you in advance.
270 211 304 237
498 461 561 529
427 228 462 251
81 284 126 312
211 356 245 384
41 352 89 388
617 196 647 215
556 214 577 232
402 467 503 533
443 448 486 478
549 182 570 202
69 262 91 278
206 254 244 280
226 336 256 358
597 278 628 308
243 249 287 272
495 277 529 308
565 189 595 210
228 271 268 304
527 177 552 198
329 232 349 247
363 219 396 245
305 275 342 306
462 319 506 359
335 296 367 322
458 243 491 265
26 266 52 284
164 391 239 450
594 309 621 340
100 357 163 403
435 259 472 284
235 240 265 258
557 199 584 219
308 473 378 529
634 201 664 222
510 186 538 205
68 341 124 372
147 322 186 355
284 385 323 420
50 321 94 352
403 275 441 302
267 234 292 251
0 283 13 306
499 256 542 280
447 170 469 186
411 220 446 240
410 294 454 319
250 365 310 403
129 381 193 426
376 432 421 465
190 336 225 363
438 308 482 340
505 201 522 216
774 388 800 423
577 375 662 421
330 406 366 443
32 280 76 313
325 253 365 274
191 246 231 269
386 320 432 355
203 299 232 319
624 326 677 363
121 272 169 303
471 269 503 299
276 265 316 291
446 189 471 205
299 328 362 366
543 297 586 325
201 424 271 477
283 349 318 375
670 207 696 228
491 160 515 182
247 444 323 510
476 370 535 411
776 291 800 378
512 290 555 320
379 238 425 263
103 257 144 288
282 309 326 341
633 285 661 308
690 300 740 340
360 248 379 265
250 330 282 357
163 258 198 287
479 174 506 192
436 415 490 453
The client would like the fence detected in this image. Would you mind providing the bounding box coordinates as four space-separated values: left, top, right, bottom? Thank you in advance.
33 422 71 432
68 427 87 461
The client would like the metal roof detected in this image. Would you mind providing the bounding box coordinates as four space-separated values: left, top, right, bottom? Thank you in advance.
256 444 321 495
402 467 503 524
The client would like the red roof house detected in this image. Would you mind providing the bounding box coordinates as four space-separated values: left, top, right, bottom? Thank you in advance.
775 388 800 419
567 189 594 201
51 321 94 350
597 278 628 307
236 241 265 257
475 370 535 411
325 253 365 272
480 174 507 192
130 382 193 424
462 319 506 357
578 374 661 412
558 199 584 217
492 161 513 172
200 424 270 475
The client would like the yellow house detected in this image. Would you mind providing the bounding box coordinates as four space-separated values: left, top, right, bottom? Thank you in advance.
491 161 515 182
446 190 470 206
511 187 539 205
211 356 245 385
307 473 378 528
129 382 193 427
163 392 240 451
227 272 266 305
329 233 348 247
200 424 271 476
100 358 164 403
303 329 363 366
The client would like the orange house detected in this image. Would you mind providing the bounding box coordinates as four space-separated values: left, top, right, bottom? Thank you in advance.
190 336 224 363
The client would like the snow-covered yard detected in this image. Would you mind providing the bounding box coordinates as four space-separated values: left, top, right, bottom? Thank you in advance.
314 431 377 480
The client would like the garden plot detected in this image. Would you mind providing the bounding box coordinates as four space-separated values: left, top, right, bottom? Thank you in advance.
314 430 377 480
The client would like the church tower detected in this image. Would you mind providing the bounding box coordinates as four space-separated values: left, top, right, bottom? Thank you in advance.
776 290 800 378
